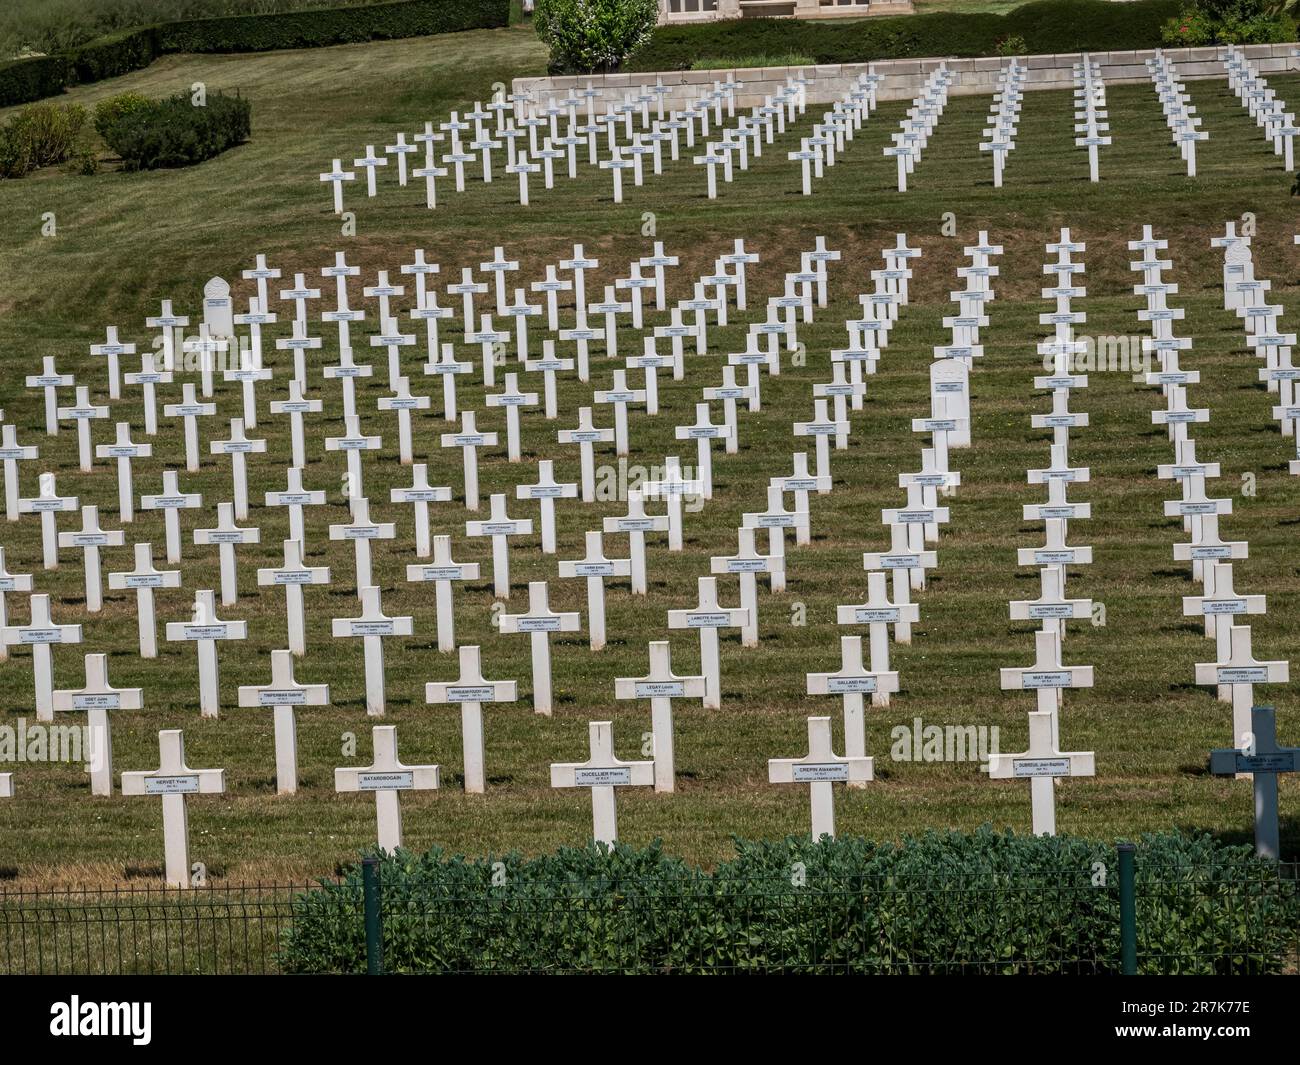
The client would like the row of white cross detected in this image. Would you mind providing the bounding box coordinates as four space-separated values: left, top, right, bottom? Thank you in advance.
980 59 1024 189
1224 45 1299 172
787 70 883 196
1147 51 1208 177
883 64 953 193
1073 55 1110 183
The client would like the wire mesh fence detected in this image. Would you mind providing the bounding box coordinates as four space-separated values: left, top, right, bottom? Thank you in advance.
3 859 1297 975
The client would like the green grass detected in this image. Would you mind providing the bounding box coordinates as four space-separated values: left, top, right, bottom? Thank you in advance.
690 54 817 71
0 26 1298 887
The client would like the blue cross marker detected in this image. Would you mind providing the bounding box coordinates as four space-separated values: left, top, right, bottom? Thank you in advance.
1210 705 1299 860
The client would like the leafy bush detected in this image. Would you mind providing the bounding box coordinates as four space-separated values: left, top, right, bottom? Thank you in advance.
6 101 86 167
101 90 250 170
627 0 1184 71
995 34 1029 56
534 0 659 74
0 123 34 179
278 829 1300 975
1162 0 1295 42
93 90 151 139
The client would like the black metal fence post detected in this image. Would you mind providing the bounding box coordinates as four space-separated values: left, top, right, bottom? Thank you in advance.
1118 842 1137 975
362 857 383 975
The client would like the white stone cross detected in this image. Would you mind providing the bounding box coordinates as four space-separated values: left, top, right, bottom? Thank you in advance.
57 384 108 472
182 321 228 398
558 406 614 503
121 730 225 887
0 547 32 663
58 504 123 612
448 267 489 343
466 493 533 599
163 382 217 473
274 317 322 396
210 418 267 521
524 340 574 420
332 586 413 717
376 376 431 465
485 372 539 462
227 306 274 429
1000 628 1094 747
517 458 578 554
1195 623 1289 749
836 572 920 706
988 710 1094 836
793 399 849 489
329 495 395 596
257 539 330 656
425 644 517 794
165 589 247 718
238 649 329 795
325 415 382 503
667 576 747 710
52 653 140 796
108 542 179 658
594 370 646 457
808 635 899 785
139 469 201 564
353 144 388 196
265 466 326 548
603 488 666 595
530 264 572 332
742 484 808 593
406 534 479 652
769 716 872 840
2 592 82 720
90 326 135 401
321 343 372 421
25 355 73 436
424 342 473 422
95 422 151 522
675 402 730 500
384 132 417 185
615 640 704 793
0 424 39 521
320 157 356 213
19 471 78 570
642 455 703 552
498 580 580 715
268 379 321 470
335 726 438 851
440 410 497 511
193 501 260 607
390 463 451 558
550 720 654 846
710 527 780 650
559 530 629 651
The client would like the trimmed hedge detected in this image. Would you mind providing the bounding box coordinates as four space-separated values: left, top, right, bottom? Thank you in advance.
102 90 251 170
0 0 509 109
626 0 1185 71
278 829 1300 975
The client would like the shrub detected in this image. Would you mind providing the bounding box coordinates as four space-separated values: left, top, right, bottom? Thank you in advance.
67 147 100 175
0 54 70 109
995 34 1029 56
5 101 86 169
626 0 1184 71
0 123 33 179
93 91 152 139
101 90 251 171
278 829 1300 975
534 0 659 74
1162 0 1295 43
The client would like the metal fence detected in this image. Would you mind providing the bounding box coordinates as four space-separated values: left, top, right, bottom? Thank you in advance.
2 854 1297 975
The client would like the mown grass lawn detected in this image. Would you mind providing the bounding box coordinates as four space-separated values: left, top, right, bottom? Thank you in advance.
0 25 1297 886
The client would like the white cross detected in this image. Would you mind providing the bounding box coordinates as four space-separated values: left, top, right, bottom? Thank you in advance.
56 384 108 472
642 455 703 551
329 496 395 597
238 649 329 795
710 527 781 648
466 492 533 600
807 635 899 786
121 730 225 887
594 370 646 457
771 452 829 545
0 547 32 663
268 379 322 470
332 586 413 717
320 158 356 213
1000 628 1095 748
193 501 260 607
107 542 179 658
53 653 139 796
19 471 78 570
377 375 431 465
1195 624 1289 750
325 415 382 503
209 418 267 521
836 572 920 707
390 463 452 558
256 539 330 657
24 355 72 436
602 488 667 596
559 530 629 651
615 640 704 793
517 458 578 554
406 534 479 652
264 466 325 549
139 470 201 565
1 593 82 720
988 710 1094 836
90 326 135 401
440 410 497 511
485 372 539 462
742 484 808 593
353 144 387 196
0 424 39 521
769 716 872 840
498 580 580 715
425 645 517 794
321 338 371 420
793 399 849 489
557 406 614 503
58 504 123 612
163 382 216 473
550 721 653 846
275 318 322 396
165 589 247 718
667 576 747 710
335 726 438 852
94 422 151 522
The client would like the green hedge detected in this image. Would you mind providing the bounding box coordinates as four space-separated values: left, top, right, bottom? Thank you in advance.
626 0 1184 71
0 0 509 109
102 90 251 170
278 829 1300 974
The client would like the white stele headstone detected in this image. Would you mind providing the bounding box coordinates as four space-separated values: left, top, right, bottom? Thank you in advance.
56 384 108 473
391 463 452 558
807 635 899 788
52 653 140 796
121 729 225 887
19 471 78 570
1 593 82 720
558 530 630 650
440 410 497 511
0 547 33 662
335 725 438 851
768 716 873 840
497 580 580 715
332 585 413 717
987 710 1094 836
328 495 395 596
193 501 260 607
58 504 124 612
108 542 180 658
466 493 533 599
0 424 39 522
257 539 330 657
425 644 517 794
406 534 480 652
557 407 614 503
550 720 654 845
95 422 151 522
517 459 578 554
238 649 330 795
667 576 748 709
614 640 705 793
165 589 248 718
